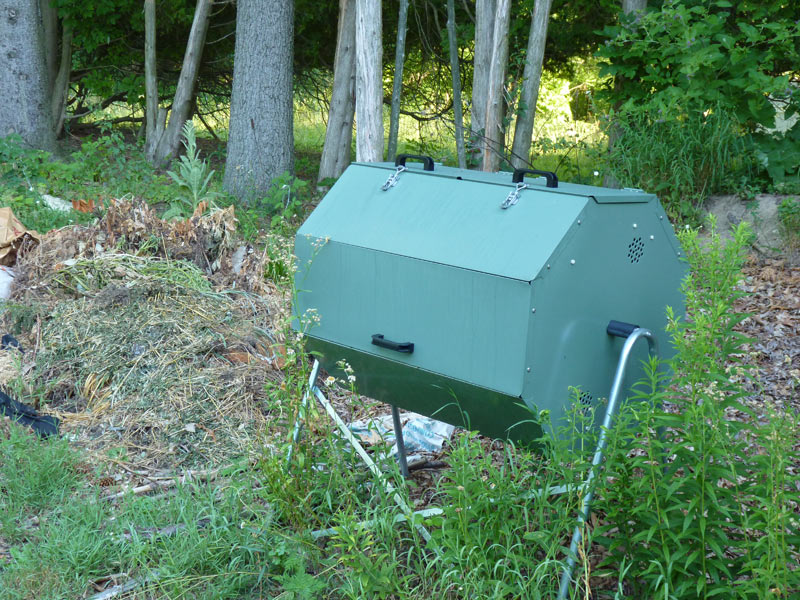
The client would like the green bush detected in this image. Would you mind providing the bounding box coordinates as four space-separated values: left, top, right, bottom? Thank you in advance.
595 219 800 598
597 0 800 186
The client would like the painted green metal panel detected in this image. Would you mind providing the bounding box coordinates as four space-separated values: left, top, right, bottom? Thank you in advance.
523 199 686 431
297 163 588 281
307 337 543 443
403 163 655 204
293 162 686 443
295 240 531 397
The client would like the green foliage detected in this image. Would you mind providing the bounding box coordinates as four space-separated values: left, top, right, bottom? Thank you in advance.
0 428 307 599
596 219 800 598
163 122 218 220
0 425 81 542
778 196 800 247
602 107 755 222
597 0 800 185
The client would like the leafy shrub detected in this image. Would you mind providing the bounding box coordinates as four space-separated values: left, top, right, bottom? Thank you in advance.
596 219 800 598
597 0 800 186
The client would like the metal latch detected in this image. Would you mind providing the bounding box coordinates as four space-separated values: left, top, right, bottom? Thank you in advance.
381 165 407 191
500 182 528 209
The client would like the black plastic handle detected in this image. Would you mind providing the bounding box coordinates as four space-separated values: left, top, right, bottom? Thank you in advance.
371 334 414 354
395 154 434 171
512 168 558 188
607 320 640 338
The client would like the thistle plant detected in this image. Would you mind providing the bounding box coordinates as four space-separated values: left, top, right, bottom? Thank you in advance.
163 121 217 220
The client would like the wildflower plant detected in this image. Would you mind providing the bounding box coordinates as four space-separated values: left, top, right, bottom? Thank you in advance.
595 218 800 598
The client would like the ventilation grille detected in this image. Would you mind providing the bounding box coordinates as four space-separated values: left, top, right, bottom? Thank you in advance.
627 237 645 263
579 391 593 414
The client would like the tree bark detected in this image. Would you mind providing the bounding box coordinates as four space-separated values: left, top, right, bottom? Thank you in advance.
50 23 72 137
143 0 160 160
470 0 495 165
386 0 408 162
151 0 213 166
622 0 646 14
510 0 552 169
447 0 467 169
223 0 294 200
480 0 511 171
0 2 56 151
40 0 57 90
318 0 357 182
355 0 383 163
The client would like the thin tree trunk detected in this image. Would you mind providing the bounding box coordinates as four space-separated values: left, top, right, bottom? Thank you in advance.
470 0 495 165
50 23 72 137
144 0 159 159
318 0 357 182
481 0 511 172
223 0 294 200
510 0 552 169
355 0 383 162
447 0 466 169
40 0 58 90
151 0 213 166
0 1 56 151
386 0 408 162
622 0 646 14
604 0 647 187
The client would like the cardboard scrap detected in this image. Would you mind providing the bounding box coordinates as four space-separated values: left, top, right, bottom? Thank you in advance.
0 207 40 266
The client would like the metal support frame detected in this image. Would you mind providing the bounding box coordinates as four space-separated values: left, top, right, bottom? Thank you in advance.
391 404 410 477
286 359 433 544
287 326 658 599
557 327 658 600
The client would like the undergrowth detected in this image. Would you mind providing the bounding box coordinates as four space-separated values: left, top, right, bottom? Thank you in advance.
596 219 800 598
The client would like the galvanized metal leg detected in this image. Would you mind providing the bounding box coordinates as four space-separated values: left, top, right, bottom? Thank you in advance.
285 359 321 468
557 328 658 600
391 404 410 478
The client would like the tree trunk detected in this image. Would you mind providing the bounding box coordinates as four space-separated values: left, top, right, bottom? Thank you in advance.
481 0 511 172
447 0 467 169
143 0 164 161
223 0 294 200
469 0 495 165
40 0 57 90
355 0 383 163
622 0 646 14
50 23 72 137
151 0 213 167
386 0 408 162
604 0 647 187
318 0 357 182
510 0 552 169
0 2 56 151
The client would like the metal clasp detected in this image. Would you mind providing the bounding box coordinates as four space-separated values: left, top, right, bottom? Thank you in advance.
500 182 527 209
381 165 407 191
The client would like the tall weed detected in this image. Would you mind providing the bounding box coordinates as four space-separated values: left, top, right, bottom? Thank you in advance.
595 219 800 598
604 108 754 223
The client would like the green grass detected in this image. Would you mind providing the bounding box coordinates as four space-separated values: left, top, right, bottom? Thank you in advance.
0 423 304 600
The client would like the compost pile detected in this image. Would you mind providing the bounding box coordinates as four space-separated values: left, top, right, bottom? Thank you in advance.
2 200 291 470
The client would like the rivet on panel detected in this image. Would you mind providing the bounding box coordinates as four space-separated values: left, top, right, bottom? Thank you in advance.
650 235 655 240
577 219 582 225
531 308 536 313
660 215 664 220
526 367 531 373
633 223 638 228
570 259 576 265
546 264 551 269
